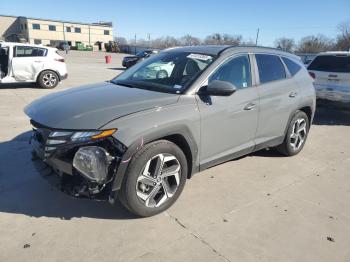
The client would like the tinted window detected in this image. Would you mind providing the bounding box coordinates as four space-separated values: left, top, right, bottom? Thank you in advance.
15 46 47 57
282 57 302 76
209 55 252 89
256 54 286 84
113 52 215 94
32 24 40 30
49 25 56 31
75 27 81 33
308 55 350 73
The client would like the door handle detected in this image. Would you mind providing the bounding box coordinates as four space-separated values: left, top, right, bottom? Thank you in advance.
34 61 43 63
244 103 256 111
289 91 297 98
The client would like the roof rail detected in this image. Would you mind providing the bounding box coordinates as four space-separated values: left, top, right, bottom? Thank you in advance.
218 45 293 55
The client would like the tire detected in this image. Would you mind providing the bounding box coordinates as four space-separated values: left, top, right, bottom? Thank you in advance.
118 140 187 217
38 71 59 89
276 110 310 156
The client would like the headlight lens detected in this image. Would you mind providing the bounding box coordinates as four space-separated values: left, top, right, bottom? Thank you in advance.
48 129 117 143
73 146 113 184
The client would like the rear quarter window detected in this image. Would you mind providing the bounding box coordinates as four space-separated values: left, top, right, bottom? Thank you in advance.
256 54 286 84
282 57 302 76
308 55 350 73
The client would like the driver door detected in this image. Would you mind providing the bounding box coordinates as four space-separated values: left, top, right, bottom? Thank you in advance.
196 54 259 168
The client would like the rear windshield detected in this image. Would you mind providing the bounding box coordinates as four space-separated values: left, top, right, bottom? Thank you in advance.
308 55 350 73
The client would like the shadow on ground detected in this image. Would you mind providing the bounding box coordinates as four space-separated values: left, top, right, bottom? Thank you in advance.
0 82 39 89
0 131 136 220
313 103 350 126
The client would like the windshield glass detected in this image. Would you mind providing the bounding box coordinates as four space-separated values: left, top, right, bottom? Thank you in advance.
112 52 215 94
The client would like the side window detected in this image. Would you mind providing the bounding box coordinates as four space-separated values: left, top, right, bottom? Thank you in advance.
15 46 47 57
256 54 286 84
282 57 302 76
209 55 252 89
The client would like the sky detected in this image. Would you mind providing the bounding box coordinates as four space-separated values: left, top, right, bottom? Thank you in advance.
1 0 349 46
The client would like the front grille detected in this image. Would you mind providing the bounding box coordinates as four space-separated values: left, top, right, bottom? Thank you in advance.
31 121 71 158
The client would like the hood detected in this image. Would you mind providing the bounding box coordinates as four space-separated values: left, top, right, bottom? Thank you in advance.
24 82 179 130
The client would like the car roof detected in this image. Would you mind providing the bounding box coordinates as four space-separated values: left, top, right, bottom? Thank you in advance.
317 51 350 56
0 41 55 50
164 45 300 60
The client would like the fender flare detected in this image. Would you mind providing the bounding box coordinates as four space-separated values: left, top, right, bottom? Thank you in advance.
111 126 198 192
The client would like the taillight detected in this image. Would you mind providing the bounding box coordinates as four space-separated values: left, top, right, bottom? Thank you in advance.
309 72 316 79
55 58 65 62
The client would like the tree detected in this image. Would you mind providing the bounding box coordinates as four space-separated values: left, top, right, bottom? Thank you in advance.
335 21 350 51
296 34 334 53
203 33 242 45
179 35 201 46
275 37 295 52
114 37 127 45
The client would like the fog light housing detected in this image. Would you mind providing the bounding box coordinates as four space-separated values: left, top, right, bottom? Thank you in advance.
73 146 113 184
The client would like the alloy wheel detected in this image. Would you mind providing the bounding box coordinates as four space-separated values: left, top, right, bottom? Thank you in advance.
136 153 181 208
290 118 307 151
42 73 57 87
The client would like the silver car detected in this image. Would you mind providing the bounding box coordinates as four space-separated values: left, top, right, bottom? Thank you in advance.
308 51 350 106
25 46 316 217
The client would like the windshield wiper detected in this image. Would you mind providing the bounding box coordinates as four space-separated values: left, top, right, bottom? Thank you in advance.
110 81 136 88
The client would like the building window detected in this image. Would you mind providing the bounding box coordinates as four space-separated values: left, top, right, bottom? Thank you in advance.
66 27 71 32
75 27 81 33
104 30 110 35
49 25 56 31
32 24 40 30
50 40 57 47
25 24 27 30
34 39 42 45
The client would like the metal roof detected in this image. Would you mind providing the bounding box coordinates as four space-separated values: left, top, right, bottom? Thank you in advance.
0 14 112 27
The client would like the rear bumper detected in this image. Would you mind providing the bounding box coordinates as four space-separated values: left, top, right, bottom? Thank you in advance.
60 73 68 81
314 83 350 103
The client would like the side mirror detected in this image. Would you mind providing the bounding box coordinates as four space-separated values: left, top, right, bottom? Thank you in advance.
198 80 237 96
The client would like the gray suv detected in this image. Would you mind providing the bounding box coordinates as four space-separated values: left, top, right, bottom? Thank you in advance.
25 46 316 217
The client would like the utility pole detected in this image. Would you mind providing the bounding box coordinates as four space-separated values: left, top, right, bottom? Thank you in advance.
134 33 137 54
147 33 151 48
255 28 260 46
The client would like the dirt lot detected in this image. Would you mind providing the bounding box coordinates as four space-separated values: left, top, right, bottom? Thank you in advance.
0 51 350 262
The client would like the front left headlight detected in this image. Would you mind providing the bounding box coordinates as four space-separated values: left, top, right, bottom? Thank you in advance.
48 129 117 144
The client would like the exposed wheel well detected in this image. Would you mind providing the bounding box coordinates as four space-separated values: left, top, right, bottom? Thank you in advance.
36 69 60 82
299 106 312 124
160 134 193 179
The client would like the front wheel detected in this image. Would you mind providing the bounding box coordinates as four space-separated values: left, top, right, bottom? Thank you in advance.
276 110 310 156
38 71 59 89
118 140 187 217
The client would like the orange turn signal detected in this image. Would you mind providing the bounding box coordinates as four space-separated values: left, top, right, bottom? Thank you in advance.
91 129 117 139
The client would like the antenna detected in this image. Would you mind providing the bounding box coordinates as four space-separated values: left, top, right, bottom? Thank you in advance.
255 28 260 46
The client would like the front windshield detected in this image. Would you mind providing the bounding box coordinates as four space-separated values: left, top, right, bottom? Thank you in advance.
112 52 215 94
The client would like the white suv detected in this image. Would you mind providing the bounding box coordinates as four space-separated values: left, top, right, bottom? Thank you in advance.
308 51 350 105
0 42 67 88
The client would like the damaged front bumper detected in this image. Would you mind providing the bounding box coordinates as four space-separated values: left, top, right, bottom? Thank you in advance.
30 121 127 201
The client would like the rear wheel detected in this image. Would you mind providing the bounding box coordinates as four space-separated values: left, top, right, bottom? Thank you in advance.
118 140 187 217
38 71 59 89
276 111 310 156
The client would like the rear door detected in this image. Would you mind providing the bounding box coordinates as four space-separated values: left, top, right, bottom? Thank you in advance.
308 54 350 102
254 54 300 145
11 46 47 81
